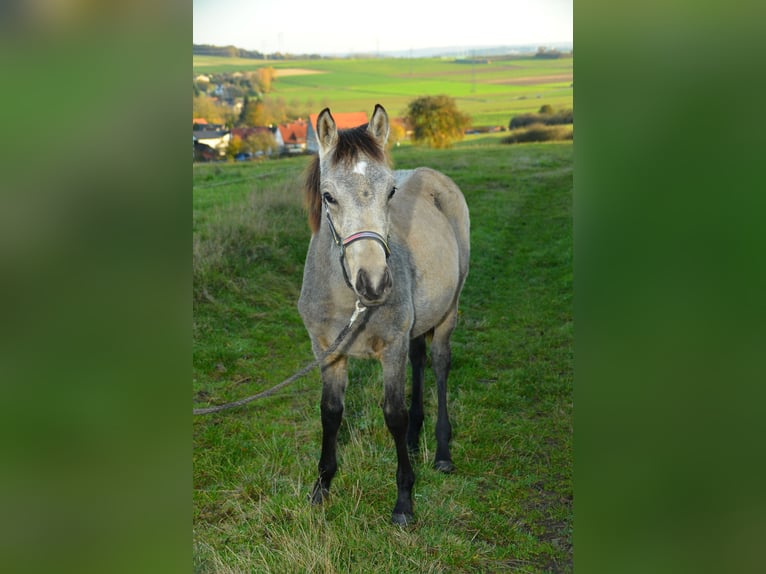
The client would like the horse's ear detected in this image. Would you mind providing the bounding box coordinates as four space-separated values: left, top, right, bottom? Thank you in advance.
316 108 338 158
368 104 389 148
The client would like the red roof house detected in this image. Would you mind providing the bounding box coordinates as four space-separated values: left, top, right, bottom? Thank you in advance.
277 120 309 154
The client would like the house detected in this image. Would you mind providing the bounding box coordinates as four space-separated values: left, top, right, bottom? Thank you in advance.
193 140 217 162
306 112 369 153
192 128 230 158
277 120 309 154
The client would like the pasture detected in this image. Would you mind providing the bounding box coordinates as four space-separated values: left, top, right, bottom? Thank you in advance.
193 140 573 572
193 55 573 126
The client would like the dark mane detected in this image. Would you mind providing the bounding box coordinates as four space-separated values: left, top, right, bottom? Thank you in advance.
304 155 323 233
303 124 391 233
332 123 387 166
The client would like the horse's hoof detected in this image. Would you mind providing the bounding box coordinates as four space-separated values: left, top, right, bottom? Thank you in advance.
391 512 415 526
434 459 455 473
309 485 329 505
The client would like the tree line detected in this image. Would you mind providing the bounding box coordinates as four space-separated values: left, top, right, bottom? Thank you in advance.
193 43 324 61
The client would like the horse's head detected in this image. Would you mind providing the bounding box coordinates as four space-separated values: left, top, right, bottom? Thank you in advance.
314 104 396 306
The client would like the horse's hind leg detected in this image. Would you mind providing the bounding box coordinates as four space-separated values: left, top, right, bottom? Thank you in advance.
406 334 426 454
431 309 457 473
310 356 348 505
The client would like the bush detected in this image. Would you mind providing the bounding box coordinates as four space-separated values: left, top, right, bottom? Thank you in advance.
501 123 573 144
509 108 573 130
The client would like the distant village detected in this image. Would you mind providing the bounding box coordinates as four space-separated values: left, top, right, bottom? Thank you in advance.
193 112 377 162
192 67 415 162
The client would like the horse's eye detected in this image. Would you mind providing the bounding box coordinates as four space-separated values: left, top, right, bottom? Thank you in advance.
388 186 397 200
323 192 336 205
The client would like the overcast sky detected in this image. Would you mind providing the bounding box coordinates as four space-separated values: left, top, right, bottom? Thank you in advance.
193 0 572 55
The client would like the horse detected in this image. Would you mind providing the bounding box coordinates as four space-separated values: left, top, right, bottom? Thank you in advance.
298 104 470 525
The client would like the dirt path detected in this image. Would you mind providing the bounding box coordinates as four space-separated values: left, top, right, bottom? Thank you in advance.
273 68 327 77
487 73 573 85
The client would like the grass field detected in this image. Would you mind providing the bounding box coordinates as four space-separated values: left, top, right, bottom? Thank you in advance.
193 55 573 126
193 140 573 572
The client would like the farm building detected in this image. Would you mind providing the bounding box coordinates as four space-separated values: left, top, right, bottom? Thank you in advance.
193 140 217 162
277 120 309 154
306 112 368 153
193 128 230 158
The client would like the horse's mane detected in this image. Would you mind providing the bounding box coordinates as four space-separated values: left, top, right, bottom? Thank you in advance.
304 123 391 233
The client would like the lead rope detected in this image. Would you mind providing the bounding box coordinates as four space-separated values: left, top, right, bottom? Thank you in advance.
193 300 367 416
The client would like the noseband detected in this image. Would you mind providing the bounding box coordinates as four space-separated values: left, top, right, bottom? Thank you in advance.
323 198 391 290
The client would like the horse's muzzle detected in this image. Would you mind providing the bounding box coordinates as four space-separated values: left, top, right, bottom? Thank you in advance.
355 267 392 305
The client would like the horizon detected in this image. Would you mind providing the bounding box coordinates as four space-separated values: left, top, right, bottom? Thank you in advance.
193 0 572 57
193 41 574 59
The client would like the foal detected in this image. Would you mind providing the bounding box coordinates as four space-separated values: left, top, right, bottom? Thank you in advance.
298 104 470 525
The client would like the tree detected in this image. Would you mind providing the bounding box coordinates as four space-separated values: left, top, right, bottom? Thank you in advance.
238 95 267 126
257 67 276 93
245 131 277 155
263 97 288 124
193 94 226 124
388 122 406 149
226 135 244 159
405 95 470 149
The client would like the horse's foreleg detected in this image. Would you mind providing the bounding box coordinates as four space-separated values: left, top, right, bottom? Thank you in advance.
310 356 348 505
431 310 457 473
382 347 416 525
406 334 426 454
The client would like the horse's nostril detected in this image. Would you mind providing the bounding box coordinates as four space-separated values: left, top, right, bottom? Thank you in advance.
382 267 392 290
356 268 392 301
355 269 370 296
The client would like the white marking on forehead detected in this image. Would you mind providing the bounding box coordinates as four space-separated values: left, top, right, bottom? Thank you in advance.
353 160 367 175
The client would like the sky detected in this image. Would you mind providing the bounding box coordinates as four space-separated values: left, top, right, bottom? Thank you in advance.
193 0 572 55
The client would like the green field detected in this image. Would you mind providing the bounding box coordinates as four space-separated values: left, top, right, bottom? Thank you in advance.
193 141 573 572
193 55 573 126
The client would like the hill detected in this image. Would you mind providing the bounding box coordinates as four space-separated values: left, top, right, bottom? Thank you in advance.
193 53 573 127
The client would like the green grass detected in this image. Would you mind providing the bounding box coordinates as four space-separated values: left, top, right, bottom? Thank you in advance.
193 142 573 572
193 55 573 127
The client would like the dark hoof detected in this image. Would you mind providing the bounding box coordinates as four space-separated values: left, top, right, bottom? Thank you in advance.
391 512 415 526
309 484 329 505
434 459 455 473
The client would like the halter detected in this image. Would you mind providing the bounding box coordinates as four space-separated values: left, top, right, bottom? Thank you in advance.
323 197 391 290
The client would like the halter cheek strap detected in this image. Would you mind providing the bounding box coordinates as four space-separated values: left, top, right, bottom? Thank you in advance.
323 199 391 290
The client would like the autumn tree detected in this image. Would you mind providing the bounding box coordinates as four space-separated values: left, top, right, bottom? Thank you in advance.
226 135 244 158
387 122 406 149
245 131 277 155
263 97 288 124
193 94 226 124
405 95 470 149
257 66 276 93
238 95 267 126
